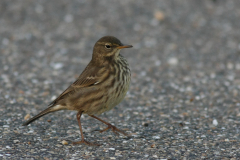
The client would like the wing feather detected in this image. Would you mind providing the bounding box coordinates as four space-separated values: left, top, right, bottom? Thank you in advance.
49 63 104 106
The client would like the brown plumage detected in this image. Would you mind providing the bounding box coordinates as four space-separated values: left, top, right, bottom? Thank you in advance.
22 36 133 145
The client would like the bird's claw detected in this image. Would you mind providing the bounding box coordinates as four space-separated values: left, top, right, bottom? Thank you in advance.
99 124 128 136
72 140 101 146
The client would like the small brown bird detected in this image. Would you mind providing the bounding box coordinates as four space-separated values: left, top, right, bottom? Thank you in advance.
23 36 133 145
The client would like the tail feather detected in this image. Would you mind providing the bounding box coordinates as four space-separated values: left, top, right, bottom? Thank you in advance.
22 105 65 126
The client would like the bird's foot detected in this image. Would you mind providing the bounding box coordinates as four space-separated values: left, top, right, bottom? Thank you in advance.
72 139 100 146
99 124 128 136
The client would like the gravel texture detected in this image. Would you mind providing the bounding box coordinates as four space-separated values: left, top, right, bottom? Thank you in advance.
1 0 240 159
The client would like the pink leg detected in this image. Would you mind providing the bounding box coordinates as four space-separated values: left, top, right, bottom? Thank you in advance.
72 111 100 146
90 115 128 136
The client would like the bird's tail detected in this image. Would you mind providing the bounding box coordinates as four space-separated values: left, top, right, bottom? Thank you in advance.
22 105 65 126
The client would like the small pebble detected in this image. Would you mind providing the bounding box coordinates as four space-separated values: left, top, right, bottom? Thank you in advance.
62 140 68 145
151 144 156 148
64 14 73 23
152 136 160 139
153 155 158 158
213 119 218 126
13 140 19 143
154 11 165 21
109 148 115 151
24 114 31 120
168 57 179 66
51 63 63 70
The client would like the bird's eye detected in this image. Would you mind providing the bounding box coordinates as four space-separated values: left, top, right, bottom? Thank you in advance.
105 45 111 49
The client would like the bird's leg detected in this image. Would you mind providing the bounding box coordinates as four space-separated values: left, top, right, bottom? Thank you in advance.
90 115 128 136
72 111 100 146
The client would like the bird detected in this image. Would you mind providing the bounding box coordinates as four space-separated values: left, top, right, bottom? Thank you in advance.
22 36 133 146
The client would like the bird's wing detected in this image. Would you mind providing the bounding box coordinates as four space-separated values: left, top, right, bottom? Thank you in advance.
49 64 106 106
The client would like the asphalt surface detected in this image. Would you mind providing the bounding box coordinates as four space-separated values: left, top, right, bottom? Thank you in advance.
1 0 240 159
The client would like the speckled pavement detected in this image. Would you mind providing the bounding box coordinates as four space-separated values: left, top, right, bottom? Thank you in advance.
1 0 240 159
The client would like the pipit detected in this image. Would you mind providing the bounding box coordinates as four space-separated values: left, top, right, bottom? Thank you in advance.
23 36 133 146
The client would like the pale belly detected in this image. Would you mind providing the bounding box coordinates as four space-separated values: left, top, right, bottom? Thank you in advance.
95 75 130 115
106 82 130 111
87 70 131 115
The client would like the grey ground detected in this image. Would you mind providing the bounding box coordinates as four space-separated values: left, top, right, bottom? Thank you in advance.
1 0 240 159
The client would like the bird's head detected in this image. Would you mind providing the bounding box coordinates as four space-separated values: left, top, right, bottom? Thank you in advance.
92 36 132 63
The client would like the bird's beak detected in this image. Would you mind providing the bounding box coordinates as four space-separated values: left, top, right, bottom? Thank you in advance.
117 44 133 49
